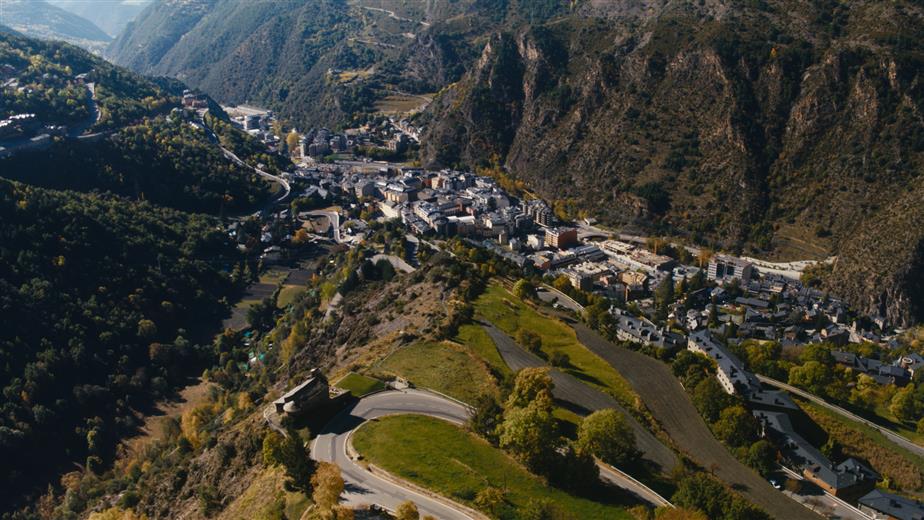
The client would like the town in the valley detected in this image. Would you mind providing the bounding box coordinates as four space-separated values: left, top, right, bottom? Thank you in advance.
216 100 922 520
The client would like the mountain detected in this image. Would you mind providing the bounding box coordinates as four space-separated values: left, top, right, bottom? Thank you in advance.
106 0 566 127
0 31 275 510
0 0 111 51
419 0 924 326
0 177 240 510
107 0 924 325
0 31 272 212
49 0 152 38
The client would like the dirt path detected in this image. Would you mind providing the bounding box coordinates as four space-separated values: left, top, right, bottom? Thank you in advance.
570 322 821 520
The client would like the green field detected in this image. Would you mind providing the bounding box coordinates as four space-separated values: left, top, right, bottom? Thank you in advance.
373 341 497 403
872 401 924 446
474 284 637 409
353 415 632 519
455 324 511 379
335 372 385 397
276 284 306 308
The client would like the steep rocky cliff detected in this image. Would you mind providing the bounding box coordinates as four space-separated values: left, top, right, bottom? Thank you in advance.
421 0 924 326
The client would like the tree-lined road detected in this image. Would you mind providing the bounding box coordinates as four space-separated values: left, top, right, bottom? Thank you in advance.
481 322 678 476
757 374 924 458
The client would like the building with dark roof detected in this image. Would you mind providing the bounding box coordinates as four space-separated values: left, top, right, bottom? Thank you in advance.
754 410 879 500
859 489 924 520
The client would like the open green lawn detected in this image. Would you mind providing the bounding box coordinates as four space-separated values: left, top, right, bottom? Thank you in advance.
335 372 385 397
799 398 924 493
353 415 632 519
872 402 924 446
455 324 511 379
373 341 497 404
474 284 637 409
276 284 306 308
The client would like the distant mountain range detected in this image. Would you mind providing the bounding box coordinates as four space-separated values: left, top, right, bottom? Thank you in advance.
0 0 111 51
49 0 151 37
107 0 924 327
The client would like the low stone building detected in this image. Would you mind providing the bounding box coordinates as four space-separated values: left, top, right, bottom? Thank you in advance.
273 369 330 418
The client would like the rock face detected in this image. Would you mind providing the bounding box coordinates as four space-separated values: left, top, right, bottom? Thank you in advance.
824 179 924 327
109 0 924 325
421 0 924 326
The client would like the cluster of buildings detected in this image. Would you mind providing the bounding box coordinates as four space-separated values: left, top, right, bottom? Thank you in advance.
292 118 417 160
688 330 883 501
0 113 40 141
831 351 924 387
232 109 923 516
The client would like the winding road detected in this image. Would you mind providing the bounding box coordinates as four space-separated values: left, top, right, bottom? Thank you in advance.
481 322 679 475
311 390 477 519
310 388 673 517
219 145 291 205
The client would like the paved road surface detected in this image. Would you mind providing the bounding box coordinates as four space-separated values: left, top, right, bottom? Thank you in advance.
313 387 672 514
481 323 679 475
312 390 477 519
757 375 924 458
571 322 821 520
537 285 584 313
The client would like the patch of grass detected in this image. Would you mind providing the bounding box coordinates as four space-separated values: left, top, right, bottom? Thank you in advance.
374 93 433 114
474 284 637 409
373 341 497 404
553 406 583 440
259 269 290 285
799 398 924 493
455 324 511 379
871 401 924 446
335 372 385 397
276 284 306 308
353 415 632 519
218 466 310 520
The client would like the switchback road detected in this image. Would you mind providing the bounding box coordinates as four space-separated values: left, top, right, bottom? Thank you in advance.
481 323 679 478
311 390 477 519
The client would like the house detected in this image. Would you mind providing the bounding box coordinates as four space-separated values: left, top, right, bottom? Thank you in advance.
687 330 757 395
272 369 330 417
754 410 879 501
611 308 683 351
858 489 924 520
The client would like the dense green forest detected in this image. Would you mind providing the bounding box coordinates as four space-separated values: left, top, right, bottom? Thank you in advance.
1 32 174 129
0 178 243 508
1 114 270 214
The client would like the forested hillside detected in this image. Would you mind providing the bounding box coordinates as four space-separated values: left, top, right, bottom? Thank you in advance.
1 32 270 214
49 0 152 38
1 32 174 130
107 0 568 127
0 179 242 508
0 115 269 214
0 0 111 51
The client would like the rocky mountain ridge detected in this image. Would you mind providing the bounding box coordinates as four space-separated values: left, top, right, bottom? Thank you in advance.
420 0 924 326
106 0 924 326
